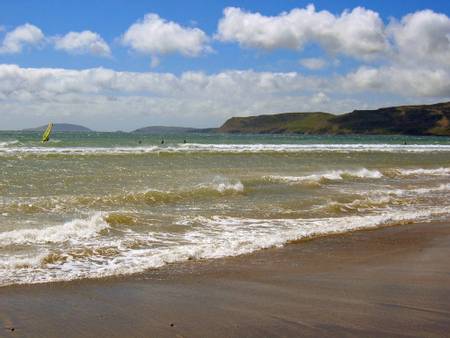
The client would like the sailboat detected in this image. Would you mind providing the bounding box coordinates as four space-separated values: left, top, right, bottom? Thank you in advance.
41 123 53 143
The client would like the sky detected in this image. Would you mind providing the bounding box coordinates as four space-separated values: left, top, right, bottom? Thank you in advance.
1 0 450 131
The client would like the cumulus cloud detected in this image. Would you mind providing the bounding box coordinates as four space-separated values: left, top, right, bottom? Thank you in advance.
53 31 111 56
341 9 450 98
388 9 450 67
0 64 327 99
214 6 450 101
2 7 450 130
216 6 450 69
121 13 210 58
299 57 327 70
0 23 44 53
0 64 353 130
344 66 450 97
0 63 449 130
216 5 388 60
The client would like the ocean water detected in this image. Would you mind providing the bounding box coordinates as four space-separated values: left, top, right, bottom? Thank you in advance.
1 131 450 286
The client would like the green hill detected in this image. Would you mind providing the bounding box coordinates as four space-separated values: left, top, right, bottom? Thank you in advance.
218 102 450 136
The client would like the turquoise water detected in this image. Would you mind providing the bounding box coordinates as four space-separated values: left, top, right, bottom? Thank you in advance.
2 131 450 147
1 131 450 286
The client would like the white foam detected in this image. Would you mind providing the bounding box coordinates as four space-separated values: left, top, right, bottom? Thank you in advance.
0 252 49 270
265 168 383 184
370 183 450 197
0 140 20 147
393 167 450 176
1 143 450 156
1 206 449 286
214 181 244 193
0 212 108 246
199 177 245 193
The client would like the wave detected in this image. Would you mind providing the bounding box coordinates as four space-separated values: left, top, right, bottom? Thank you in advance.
2 165 447 215
78 179 244 206
369 183 450 197
264 168 383 185
0 140 20 147
263 166 450 186
321 196 403 214
198 177 244 193
0 212 108 246
1 143 450 156
390 167 450 177
176 207 450 259
1 206 449 286
313 182 450 215
1 180 245 214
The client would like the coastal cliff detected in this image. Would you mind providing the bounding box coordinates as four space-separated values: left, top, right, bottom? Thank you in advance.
218 101 450 136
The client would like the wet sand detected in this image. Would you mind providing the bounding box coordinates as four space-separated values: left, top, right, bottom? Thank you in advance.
1 222 450 337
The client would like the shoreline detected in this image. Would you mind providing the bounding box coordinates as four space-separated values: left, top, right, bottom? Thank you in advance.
1 221 450 337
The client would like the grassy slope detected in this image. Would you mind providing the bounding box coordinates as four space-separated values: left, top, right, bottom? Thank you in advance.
220 112 335 134
218 102 450 136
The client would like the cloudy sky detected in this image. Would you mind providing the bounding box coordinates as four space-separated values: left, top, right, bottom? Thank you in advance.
1 0 450 131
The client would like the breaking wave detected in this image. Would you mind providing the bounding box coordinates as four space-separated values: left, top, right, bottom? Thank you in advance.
369 183 450 197
1 143 450 156
390 167 450 177
1 179 245 214
1 206 449 286
0 140 20 147
0 213 108 246
264 168 383 185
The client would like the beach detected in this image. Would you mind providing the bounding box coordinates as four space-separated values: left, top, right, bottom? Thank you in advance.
1 132 450 337
1 132 450 287
2 1 450 336
1 221 450 337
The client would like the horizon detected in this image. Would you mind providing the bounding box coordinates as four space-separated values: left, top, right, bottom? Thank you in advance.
1 1 450 131
6 99 449 132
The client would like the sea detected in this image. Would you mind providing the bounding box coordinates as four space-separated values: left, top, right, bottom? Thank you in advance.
1 131 450 286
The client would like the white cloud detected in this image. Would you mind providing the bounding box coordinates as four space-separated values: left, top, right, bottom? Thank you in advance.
216 5 388 60
299 58 327 70
1 8 450 130
0 64 351 130
344 66 450 97
311 92 330 104
121 13 210 58
388 9 450 67
1 63 448 131
341 9 450 98
0 23 44 54
54 31 111 57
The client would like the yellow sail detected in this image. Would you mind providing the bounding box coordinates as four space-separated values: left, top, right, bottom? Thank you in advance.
41 123 53 143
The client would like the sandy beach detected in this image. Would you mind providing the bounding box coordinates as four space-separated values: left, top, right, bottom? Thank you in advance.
1 221 450 337
2 1 450 337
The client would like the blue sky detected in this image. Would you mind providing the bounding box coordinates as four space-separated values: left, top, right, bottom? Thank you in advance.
1 1 450 130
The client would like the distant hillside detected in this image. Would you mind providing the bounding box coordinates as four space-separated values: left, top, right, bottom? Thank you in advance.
219 112 334 134
218 102 450 136
133 126 212 134
23 123 92 132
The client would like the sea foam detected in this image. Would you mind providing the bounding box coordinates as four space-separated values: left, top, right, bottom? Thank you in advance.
0 212 108 246
1 206 449 286
1 143 450 156
264 168 383 185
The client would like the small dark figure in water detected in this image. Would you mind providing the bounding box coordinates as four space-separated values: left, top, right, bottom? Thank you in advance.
138 140 142 144
183 139 187 144
404 141 407 145
161 139 164 144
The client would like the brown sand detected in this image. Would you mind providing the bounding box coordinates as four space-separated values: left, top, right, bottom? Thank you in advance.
1 222 450 337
